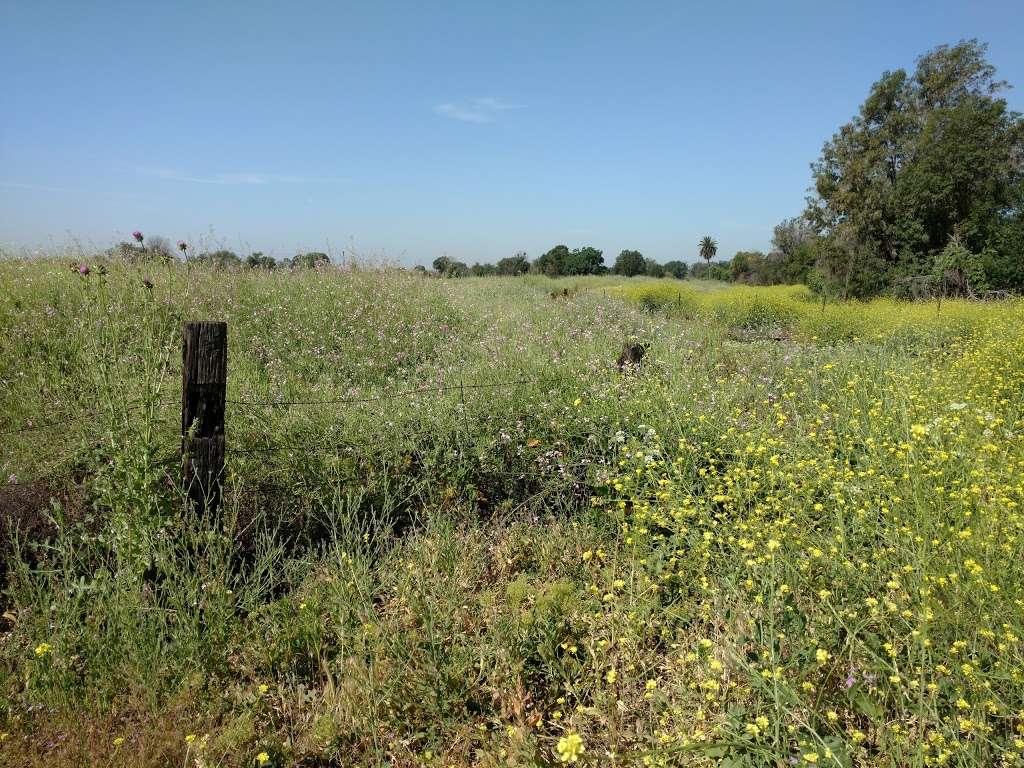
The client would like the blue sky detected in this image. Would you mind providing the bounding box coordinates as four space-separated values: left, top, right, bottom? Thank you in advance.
2 0 1022 265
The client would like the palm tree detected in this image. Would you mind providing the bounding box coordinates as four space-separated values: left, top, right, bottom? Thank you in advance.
699 236 718 268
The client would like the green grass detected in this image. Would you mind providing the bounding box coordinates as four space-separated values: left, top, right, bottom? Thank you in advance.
1 260 1023 767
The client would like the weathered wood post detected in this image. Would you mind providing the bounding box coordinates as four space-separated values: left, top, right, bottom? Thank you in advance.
182 321 227 515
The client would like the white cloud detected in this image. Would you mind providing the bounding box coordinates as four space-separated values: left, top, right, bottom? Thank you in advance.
136 167 345 185
434 97 523 123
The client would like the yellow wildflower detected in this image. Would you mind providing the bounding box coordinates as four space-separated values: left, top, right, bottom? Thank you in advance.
556 733 585 763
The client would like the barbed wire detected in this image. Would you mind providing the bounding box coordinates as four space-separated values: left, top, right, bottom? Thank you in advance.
4 375 580 439
6 374 607 487
225 376 569 408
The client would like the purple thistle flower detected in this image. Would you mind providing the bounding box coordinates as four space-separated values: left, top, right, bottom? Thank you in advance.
177 240 188 252
78 264 90 276
132 230 144 243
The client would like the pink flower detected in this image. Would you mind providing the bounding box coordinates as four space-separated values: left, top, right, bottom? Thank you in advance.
78 264 90 276
177 240 188 252
132 231 144 243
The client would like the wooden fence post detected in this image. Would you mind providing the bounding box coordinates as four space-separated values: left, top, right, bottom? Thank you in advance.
182 321 227 515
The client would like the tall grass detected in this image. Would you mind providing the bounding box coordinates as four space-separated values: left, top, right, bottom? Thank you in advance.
1 260 1022 766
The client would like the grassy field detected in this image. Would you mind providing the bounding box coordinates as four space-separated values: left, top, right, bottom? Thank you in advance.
1 260 1023 767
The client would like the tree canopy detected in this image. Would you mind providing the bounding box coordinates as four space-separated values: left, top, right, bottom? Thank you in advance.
564 246 606 275
432 255 470 277
194 249 242 268
805 39 1024 296
496 253 530 276
533 245 606 276
246 252 277 270
662 260 689 279
287 252 330 269
644 258 665 278
533 245 571 277
613 250 646 277
699 237 718 266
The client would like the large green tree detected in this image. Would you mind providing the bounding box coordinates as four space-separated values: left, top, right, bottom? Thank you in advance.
806 40 1024 296
730 250 765 283
564 246 607 275
613 250 646 277
534 245 606 276
533 245 571 276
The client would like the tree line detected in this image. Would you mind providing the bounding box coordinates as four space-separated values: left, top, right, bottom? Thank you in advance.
107 239 330 270
107 239 702 282
423 235 728 280
424 247 690 279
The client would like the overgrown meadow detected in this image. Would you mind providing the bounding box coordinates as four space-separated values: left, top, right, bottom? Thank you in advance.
1 259 1023 767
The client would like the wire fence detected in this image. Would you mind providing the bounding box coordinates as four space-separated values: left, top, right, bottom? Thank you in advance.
2 376 567 436
4 370 602 488
225 376 566 409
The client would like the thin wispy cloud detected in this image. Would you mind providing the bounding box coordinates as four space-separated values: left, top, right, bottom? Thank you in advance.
0 180 74 193
434 97 523 123
136 167 346 185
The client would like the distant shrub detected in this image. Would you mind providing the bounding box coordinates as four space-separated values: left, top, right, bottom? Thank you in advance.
496 253 530 275
433 255 470 277
246 252 277 270
192 249 242 269
288 252 330 269
643 258 665 278
107 236 174 265
662 260 688 279
690 261 732 281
